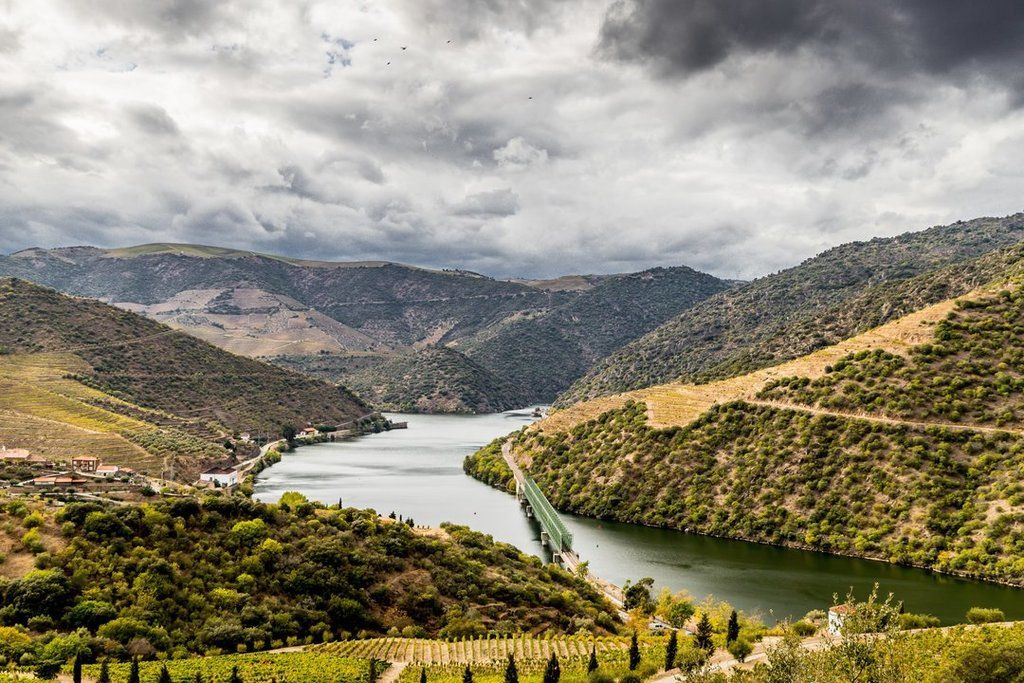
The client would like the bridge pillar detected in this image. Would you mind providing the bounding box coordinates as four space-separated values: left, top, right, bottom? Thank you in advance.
541 531 549 547
526 505 534 518
552 553 562 566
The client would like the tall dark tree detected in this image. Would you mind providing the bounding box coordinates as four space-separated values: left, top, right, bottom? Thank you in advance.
128 658 141 683
694 613 715 653
664 629 678 670
420 668 427 683
727 610 740 644
504 653 518 683
542 653 560 683
368 659 378 683
96 661 111 683
628 631 641 670
229 665 243 683
587 646 598 673
73 654 83 683
195 674 204 683
158 664 173 683
463 664 473 683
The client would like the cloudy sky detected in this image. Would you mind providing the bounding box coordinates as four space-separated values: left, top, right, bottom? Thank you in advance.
1 0 1023 279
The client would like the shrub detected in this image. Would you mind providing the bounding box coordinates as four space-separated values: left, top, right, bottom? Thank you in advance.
965 607 1005 625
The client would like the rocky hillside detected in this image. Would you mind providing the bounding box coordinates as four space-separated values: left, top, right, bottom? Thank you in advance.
473 259 1024 586
560 213 1024 405
0 244 731 408
272 347 533 414
0 278 370 478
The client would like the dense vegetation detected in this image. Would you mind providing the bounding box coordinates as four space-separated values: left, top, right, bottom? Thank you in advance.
274 348 533 414
0 494 618 662
455 267 731 403
463 439 515 492
81 652 379 683
760 286 1024 429
0 278 368 436
507 400 1024 583
561 213 1024 404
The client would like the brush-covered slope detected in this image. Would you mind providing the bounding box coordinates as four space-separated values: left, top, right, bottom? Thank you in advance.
273 347 532 414
0 496 617 655
560 213 1024 405
0 278 368 477
476 265 1024 585
455 266 732 403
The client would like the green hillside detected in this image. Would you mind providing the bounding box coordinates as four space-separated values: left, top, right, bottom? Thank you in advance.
0 278 369 477
478 270 1024 586
273 347 533 413
560 213 1024 405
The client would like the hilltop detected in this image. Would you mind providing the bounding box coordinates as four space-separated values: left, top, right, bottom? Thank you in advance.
0 245 730 409
560 213 1024 405
470 252 1024 585
0 278 369 479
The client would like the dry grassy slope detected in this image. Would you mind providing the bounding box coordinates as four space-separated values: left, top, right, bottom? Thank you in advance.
533 294 970 438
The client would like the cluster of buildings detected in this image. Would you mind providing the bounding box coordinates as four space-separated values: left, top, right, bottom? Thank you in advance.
0 446 135 488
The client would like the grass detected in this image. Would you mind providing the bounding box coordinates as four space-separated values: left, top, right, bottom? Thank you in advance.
80 651 381 683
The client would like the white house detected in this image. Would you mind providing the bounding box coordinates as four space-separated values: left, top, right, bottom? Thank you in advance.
96 464 120 478
199 467 239 488
828 604 855 635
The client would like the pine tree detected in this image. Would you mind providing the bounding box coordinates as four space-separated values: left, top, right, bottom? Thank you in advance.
368 659 378 683
158 664 173 683
420 668 427 683
97 661 111 683
628 631 640 671
664 629 678 671
229 665 243 683
727 610 740 644
542 653 560 683
73 653 83 683
587 646 598 673
463 664 473 683
128 658 141 683
504 653 518 683
694 613 714 653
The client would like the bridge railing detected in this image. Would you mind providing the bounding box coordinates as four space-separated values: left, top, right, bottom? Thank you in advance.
523 478 573 552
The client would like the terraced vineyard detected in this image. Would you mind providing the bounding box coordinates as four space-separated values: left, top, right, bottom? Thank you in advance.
318 634 638 664
81 651 382 683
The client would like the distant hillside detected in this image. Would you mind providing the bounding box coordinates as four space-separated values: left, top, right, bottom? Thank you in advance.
475 256 1024 586
0 245 730 409
454 266 732 402
272 347 533 414
0 278 369 478
560 213 1024 405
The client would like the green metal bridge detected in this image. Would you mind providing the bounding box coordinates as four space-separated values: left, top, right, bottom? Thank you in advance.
520 477 574 553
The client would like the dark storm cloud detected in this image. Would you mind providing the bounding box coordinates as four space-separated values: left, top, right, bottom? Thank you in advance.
599 0 1024 89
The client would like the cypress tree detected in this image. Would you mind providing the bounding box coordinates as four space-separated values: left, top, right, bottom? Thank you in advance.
158 664 173 683
128 658 141 683
73 653 83 683
694 613 714 653
727 610 740 644
628 631 640 671
664 629 678 670
195 674 204 683
229 665 243 683
368 659 378 683
420 668 427 683
542 653 560 683
587 646 598 673
96 661 111 683
504 653 518 683
463 664 473 683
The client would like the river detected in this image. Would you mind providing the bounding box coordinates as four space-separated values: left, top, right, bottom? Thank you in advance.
253 411 1024 624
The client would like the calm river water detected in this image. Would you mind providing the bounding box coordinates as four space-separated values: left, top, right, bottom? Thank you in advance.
254 411 1024 624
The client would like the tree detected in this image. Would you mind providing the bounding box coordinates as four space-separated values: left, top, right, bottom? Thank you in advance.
628 631 641 670
623 577 655 614
159 664 173 683
588 646 598 673
281 425 298 445
542 653 560 683
694 613 714 653
195 674 204 683
727 637 753 663
664 630 678 670
73 653 83 683
229 665 243 683
727 610 740 644
368 659 378 683
504 653 518 683
420 668 427 683
97 661 111 683
463 664 473 683
128 659 141 683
